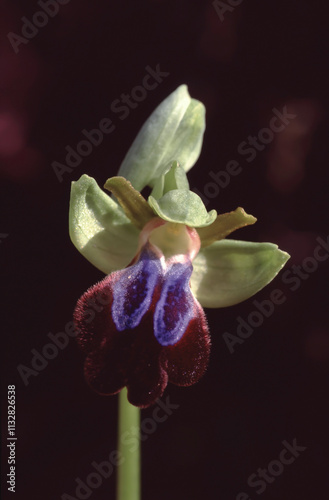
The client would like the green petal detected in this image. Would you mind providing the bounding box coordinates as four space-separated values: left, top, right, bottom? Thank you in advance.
117 85 205 191
104 176 155 229
69 174 139 274
148 190 217 227
150 161 190 200
191 240 290 308
197 207 257 247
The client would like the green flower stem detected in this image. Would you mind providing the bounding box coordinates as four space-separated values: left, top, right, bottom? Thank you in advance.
117 388 141 500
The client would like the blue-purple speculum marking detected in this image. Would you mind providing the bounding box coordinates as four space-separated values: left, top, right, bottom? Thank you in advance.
111 244 164 332
154 261 195 346
111 222 198 346
112 237 194 346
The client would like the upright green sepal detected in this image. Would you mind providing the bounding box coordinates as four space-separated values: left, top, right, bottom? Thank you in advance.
117 85 206 191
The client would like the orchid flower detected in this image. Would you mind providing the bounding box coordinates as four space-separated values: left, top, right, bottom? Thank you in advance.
69 85 289 408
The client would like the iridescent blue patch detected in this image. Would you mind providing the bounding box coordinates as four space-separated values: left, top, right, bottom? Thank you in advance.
112 245 163 331
154 261 194 346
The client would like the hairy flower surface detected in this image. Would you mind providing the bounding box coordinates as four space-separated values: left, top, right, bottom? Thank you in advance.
69 86 289 407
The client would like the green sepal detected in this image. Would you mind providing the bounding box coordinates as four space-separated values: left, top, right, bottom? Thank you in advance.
197 208 257 248
190 239 290 308
150 161 190 200
104 176 155 229
117 85 205 191
69 174 139 274
148 190 217 227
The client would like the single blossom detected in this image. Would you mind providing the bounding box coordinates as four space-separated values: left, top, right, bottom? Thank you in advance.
69 86 289 407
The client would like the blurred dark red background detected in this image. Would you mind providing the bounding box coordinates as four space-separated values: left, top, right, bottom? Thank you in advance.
2 1 329 499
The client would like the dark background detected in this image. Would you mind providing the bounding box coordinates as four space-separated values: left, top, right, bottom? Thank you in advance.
1 1 329 499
